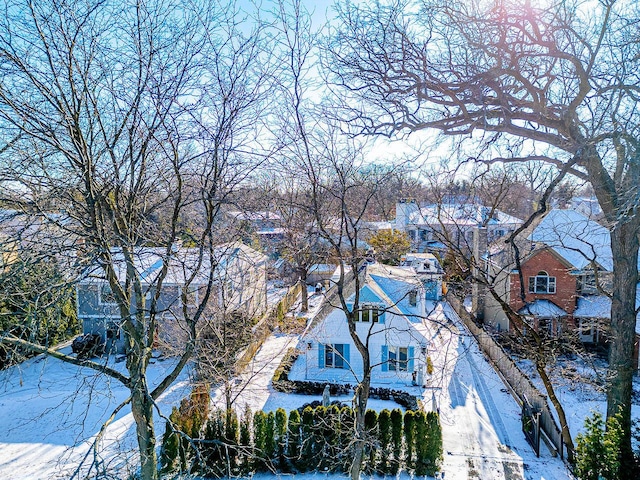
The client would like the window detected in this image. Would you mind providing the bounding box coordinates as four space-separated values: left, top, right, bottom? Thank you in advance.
356 304 382 323
320 343 349 369
100 284 117 305
538 317 553 335
388 346 409 371
408 290 417 306
577 273 597 294
528 271 556 294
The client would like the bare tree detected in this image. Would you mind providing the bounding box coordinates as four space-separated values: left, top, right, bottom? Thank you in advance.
328 0 640 466
0 1 273 479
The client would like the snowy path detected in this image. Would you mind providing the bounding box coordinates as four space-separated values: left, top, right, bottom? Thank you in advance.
433 308 573 480
211 333 298 413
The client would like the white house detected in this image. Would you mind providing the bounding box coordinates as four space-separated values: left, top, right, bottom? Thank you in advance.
395 198 522 253
290 263 448 387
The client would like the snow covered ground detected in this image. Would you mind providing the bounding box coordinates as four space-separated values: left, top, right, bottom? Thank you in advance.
516 354 640 444
434 312 573 480
0 348 193 480
0 293 576 480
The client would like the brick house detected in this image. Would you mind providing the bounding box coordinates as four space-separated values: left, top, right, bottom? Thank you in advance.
482 209 640 369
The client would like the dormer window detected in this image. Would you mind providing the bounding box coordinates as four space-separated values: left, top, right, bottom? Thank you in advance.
528 271 556 294
355 303 384 323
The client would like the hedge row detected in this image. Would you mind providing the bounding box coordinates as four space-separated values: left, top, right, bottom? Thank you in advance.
273 347 421 410
160 403 442 477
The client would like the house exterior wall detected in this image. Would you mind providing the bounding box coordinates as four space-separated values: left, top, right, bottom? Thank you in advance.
76 245 268 354
509 249 577 315
483 266 511 332
302 305 428 386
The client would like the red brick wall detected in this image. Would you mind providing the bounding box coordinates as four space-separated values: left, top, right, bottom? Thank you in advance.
510 248 577 315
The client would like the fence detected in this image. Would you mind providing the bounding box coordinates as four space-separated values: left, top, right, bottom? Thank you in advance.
446 293 569 460
235 282 302 373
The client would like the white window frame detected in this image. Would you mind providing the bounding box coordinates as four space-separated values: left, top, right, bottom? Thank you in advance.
388 346 409 372
355 304 383 323
528 271 556 294
325 343 346 369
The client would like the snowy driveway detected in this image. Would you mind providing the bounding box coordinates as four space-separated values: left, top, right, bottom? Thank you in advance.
433 306 573 479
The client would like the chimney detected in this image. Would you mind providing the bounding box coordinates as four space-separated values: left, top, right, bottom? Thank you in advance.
471 227 488 322
395 198 418 231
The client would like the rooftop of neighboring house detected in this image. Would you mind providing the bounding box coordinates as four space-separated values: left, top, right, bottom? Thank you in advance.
399 252 444 275
396 199 522 229
569 196 603 217
487 208 640 273
225 210 282 223
563 285 640 336
79 242 267 286
527 209 614 271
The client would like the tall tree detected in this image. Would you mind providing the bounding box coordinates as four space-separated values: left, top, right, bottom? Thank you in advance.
0 1 272 478
329 0 640 468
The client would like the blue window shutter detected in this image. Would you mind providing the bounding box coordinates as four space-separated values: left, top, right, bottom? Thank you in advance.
381 345 388 372
408 346 415 372
318 343 325 368
343 343 350 368
379 308 385 324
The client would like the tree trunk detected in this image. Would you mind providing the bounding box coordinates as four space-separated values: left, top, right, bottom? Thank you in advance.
607 221 639 473
299 268 308 312
350 374 371 480
128 336 157 480
131 380 157 480
349 317 371 480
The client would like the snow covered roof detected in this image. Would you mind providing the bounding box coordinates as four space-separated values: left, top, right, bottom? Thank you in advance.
365 220 394 231
80 242 266 286
518 299 567 317
342 263 422 315
574 285 640 335
400 253 443 274
225 210 281 222
573 295 613 319
528 209 615 271
309 263 336 273
407 203 522 228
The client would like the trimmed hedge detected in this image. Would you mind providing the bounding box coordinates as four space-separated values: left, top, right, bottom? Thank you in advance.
160 402 443 477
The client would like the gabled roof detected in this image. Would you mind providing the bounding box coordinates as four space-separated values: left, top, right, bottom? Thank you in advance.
80 242 266 286
346 263 423 321
528 209 614 271
407 203 522 228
